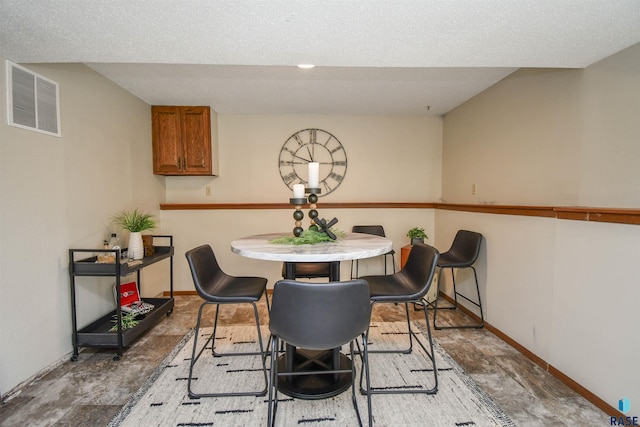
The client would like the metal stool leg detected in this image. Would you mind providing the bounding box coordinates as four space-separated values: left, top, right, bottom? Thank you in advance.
360 299 437 395
188 300 268 398
434 266 484 330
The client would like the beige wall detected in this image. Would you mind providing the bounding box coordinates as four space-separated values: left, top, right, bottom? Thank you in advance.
166 114 442 203
0 60 163 395
439 43 640 411
442 68 583 205
579 44 640 207
443 43 640 208
163 208 437 292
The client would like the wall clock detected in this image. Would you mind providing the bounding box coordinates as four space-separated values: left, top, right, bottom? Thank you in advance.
278 128 347 197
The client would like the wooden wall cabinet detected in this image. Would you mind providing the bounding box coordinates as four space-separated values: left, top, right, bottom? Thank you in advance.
152 106 212 175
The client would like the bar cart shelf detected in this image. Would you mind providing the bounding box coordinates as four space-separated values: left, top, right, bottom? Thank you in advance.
68 235 174 361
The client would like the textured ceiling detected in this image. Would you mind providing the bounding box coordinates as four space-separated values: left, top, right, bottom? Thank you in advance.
1 0 639 115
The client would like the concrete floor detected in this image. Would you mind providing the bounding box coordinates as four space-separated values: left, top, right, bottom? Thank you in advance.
0 294 607 426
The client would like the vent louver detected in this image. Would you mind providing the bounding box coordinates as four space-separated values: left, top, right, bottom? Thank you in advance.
6 60 60 137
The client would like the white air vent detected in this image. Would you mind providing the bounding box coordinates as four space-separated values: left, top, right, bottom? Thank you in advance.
6 60 61 137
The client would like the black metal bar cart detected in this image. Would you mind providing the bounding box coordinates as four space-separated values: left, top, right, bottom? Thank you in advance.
68 235 174 361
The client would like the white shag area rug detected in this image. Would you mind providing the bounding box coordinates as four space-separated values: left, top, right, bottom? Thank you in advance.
108 322 515 426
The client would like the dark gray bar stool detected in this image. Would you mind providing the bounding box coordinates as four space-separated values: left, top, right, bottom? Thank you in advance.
268 279 373 426
433 230 484 329
358 242 439 395
185 244 269 398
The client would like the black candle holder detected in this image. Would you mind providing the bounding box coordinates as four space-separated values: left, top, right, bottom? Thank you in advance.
289 197 307 237
305 188 321 229
305 187 339 240
289 188 338 240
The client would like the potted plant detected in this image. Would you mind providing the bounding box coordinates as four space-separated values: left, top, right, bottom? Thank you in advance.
407 227 428 245
113 209 157 260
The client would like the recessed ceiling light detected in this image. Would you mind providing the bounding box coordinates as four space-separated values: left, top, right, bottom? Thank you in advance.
297 64 315 69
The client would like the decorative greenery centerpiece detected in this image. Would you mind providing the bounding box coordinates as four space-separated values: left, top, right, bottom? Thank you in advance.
407 227 428 245
270 227 345 245
113 209 157 232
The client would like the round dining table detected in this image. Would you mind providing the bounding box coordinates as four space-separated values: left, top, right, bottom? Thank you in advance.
231 231 392 263
230 232 393 399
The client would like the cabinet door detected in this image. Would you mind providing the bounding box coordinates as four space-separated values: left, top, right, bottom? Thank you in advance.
152 106 183 175
181 107 212 175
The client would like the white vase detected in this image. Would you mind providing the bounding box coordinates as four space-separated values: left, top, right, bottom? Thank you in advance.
128 232 144 260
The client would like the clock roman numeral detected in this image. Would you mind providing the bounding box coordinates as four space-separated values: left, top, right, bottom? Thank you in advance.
329 172 344 182
283 172 297 185
308 129 317 160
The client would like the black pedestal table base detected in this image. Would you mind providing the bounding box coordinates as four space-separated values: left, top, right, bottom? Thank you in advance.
276 347 352 400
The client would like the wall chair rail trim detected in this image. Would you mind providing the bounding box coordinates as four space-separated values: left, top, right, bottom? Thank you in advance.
160 202 640 226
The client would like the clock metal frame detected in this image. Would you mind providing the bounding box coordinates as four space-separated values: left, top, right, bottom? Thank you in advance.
278 128 347 197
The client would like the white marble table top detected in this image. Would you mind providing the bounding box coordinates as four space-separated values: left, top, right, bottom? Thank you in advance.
231 232 393 262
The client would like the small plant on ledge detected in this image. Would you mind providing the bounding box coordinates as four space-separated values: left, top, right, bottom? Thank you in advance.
407 227 428 245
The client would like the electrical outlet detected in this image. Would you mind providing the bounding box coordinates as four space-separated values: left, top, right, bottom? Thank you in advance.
205 186 212 197
472 183 477 195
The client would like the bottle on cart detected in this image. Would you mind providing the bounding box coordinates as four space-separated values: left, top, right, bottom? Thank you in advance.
109 233 120 249
97 240 113 263
108 233 123 259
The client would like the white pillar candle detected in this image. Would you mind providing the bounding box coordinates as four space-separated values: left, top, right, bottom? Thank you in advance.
293 183 305 199
308 162 319 188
